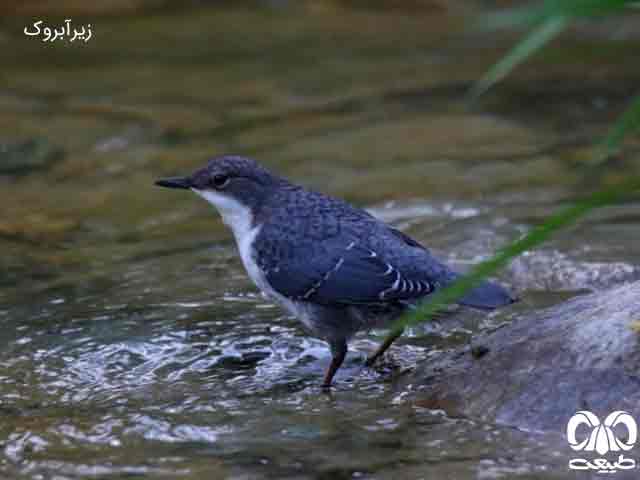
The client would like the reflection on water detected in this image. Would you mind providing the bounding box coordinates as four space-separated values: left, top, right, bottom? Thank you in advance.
1 1 639 479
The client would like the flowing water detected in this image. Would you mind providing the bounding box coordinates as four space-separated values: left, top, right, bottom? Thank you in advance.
1 2 640 479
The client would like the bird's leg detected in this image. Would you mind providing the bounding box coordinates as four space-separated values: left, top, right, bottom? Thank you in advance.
365 327 405 367
322 340 347 389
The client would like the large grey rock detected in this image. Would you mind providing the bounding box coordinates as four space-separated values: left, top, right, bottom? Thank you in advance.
407 280 640 432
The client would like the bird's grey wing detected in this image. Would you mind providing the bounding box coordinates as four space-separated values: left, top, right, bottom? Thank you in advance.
260 237 434 306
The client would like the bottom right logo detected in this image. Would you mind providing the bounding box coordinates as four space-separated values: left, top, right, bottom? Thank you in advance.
567 410 638 474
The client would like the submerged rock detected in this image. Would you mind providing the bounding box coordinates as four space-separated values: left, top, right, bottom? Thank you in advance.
407 280 640 432
0 139 64 176
508 249 640 292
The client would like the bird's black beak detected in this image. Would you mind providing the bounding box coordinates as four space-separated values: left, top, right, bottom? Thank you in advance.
155 176 192 190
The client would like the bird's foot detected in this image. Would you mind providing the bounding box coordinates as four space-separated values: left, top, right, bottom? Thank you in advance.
365 352 400 372
364 356 377 368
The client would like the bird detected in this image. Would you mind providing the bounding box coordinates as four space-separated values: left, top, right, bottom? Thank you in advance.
155 155 515 388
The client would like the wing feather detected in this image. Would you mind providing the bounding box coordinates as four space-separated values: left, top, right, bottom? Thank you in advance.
263 239 433 306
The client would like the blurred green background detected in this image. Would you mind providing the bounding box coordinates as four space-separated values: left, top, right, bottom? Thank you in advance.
2 0 638 298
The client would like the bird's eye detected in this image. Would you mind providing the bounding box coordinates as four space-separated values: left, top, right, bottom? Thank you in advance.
212 174 230 189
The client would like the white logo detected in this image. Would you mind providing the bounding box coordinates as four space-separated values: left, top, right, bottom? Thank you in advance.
567 410 637 473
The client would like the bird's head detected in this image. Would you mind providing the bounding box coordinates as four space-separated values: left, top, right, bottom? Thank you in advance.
155 155 282 230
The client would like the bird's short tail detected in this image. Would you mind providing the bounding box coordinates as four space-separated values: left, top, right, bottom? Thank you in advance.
457 279 516 310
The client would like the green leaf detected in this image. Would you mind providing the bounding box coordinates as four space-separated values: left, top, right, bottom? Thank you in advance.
399 0 640 348
388 178 640 337
485 0 637 29
538 0 634 17
595 91 640 163
469 16 568 99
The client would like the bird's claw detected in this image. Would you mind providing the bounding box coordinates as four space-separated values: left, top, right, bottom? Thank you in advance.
364 356 377 368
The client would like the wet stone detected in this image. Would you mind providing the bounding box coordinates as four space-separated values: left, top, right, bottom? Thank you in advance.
0 138 64 176
407 280 640 432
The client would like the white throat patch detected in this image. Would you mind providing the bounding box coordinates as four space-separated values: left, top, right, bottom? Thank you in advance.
193 188 264 291
193 189 254 239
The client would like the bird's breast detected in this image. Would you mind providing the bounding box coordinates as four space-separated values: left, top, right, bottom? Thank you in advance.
235 224 266 290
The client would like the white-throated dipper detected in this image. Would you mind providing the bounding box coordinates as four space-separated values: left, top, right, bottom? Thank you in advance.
156 155 515 387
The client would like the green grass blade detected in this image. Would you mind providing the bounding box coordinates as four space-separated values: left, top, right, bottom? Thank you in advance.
398 0 640 346
387 177 640 338
486 0 637 28
595 91 640 163
469 16 568 100
540 0 635 17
